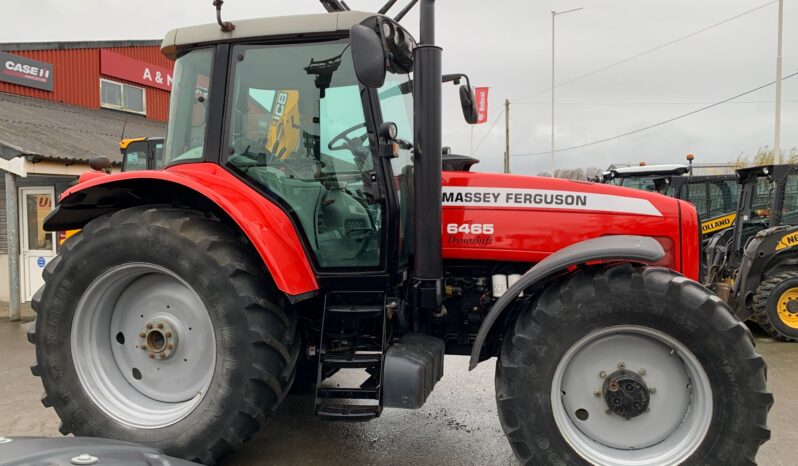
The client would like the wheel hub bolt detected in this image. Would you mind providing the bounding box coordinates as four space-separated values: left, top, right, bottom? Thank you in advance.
599 371 607 379
618 362 626 369
638 368 646 376
649 386 657 394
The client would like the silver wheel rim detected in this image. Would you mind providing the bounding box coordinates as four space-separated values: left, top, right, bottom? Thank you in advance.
551 325 712 466
71 263 216 429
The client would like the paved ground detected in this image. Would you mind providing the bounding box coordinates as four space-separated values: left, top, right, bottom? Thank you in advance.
1 315 794 465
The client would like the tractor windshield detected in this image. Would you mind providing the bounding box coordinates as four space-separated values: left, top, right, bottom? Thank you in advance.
223 40 383 269
164 49 213 164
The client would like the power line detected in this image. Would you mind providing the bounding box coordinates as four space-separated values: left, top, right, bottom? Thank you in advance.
513 0 778 103
512 71 798 157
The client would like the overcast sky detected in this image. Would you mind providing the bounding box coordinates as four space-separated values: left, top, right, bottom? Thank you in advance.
1 0 796 174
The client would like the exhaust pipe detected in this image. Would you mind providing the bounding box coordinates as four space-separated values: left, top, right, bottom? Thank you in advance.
413 0 443 314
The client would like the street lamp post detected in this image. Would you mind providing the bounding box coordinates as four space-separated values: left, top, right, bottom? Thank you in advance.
551 7 582 176
774 0 784 164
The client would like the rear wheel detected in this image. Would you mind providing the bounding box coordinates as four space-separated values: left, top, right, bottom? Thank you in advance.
496 264 772 465
29 207 299 464
753 271 798 341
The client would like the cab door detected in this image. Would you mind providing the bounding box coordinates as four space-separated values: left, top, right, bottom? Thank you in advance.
19 187 56 301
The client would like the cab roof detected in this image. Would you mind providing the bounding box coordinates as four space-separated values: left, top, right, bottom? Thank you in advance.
161 11 377 60
609 164 689 177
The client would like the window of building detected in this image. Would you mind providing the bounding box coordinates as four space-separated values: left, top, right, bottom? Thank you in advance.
100 79 146 114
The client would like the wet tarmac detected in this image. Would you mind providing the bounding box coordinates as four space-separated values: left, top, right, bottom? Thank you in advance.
1 313 794 465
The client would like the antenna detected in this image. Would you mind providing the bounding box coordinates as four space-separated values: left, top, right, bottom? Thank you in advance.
394 0 419 22
119 119 128 142
212 0 236 32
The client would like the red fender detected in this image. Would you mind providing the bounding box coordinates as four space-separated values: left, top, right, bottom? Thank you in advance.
58 163 318 297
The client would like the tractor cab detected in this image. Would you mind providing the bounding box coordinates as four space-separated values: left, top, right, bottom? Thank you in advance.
161 13 439 274
120 137 165 171
600 163 689 191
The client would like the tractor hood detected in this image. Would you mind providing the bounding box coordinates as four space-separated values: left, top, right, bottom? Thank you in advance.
441 171 696 276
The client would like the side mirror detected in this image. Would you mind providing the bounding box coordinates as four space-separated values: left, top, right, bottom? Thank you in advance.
459 85 479 124
350 24 386 88
89 156 112 174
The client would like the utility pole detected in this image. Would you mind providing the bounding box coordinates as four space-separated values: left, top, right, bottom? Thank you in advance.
5 172 20 321
551 11 555 176
551 7 583 176
774 0 784 164
504 99 510 173
470 126 474 156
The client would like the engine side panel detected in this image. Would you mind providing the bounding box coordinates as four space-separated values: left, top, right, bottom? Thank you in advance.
441 172 692 278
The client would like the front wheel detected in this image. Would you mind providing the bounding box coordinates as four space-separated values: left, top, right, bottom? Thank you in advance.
752 271 798 341
496 264 772 465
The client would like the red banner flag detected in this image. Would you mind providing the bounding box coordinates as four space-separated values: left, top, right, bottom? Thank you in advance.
474 87 489 124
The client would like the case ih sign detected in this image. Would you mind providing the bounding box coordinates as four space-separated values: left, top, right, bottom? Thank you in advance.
0 51 54 91
100 49 172 91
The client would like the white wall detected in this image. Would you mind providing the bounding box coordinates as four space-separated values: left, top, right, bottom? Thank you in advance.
0 254 10 302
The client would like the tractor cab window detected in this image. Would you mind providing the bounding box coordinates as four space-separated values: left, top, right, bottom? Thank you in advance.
620 176 658 192
225 41 382 269
379 72 414 269
154 141 164 169
781 169 798 224
678 178 739 220
752 177 774 219
122 141 149 172
164 49 212 165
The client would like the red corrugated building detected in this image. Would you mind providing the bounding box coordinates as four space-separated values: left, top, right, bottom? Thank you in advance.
0 40 173 121
0 40 173 312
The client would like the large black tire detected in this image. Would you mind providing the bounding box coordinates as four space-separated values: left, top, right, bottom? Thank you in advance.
28 207 299 464
752 271 798 341
496 264 772 465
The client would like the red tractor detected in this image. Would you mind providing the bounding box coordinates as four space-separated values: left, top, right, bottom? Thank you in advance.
29 2 771 464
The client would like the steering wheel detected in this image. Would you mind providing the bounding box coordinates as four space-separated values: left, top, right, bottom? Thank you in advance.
328 123 368 152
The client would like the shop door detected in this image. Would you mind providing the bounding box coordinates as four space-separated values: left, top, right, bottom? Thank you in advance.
20 187 56 302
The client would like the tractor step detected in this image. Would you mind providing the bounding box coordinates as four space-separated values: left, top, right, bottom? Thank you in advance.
317 387 379 399
316 404 381 421
315 291 387 420
322 353 383 368
326 305 383 315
